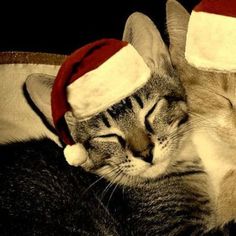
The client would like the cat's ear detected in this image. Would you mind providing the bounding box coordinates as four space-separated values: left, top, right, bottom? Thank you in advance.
123 12 172 76
26 73 93 169
166 0 190 61
25 73 54 126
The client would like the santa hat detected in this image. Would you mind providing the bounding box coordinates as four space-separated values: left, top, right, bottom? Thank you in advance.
185 0 236 72
51 38 150 166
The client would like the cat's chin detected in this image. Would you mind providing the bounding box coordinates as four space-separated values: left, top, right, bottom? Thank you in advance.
140 159 171 179
95 158 171 186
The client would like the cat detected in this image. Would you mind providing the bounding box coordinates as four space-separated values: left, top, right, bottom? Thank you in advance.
25 12 189 187
1 10 236 235
23 12 226 235
166 0 236 228
0 11 216 236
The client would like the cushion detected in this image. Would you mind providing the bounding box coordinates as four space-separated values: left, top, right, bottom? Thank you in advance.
0 52 65 145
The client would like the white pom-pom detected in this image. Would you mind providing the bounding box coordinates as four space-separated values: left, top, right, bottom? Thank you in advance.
64 143 88 167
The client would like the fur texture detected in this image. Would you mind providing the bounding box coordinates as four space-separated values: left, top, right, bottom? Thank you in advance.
1 138 236 235
0 138 212 235
2 5 236 235
25 12 189 186
0 139 120 236
166 0 236 227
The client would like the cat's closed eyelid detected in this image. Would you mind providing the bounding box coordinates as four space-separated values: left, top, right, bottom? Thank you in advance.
163 95 184 103
204 89 234 109
221 95 233 109
93 134 126 147
96 128 125 138
93 136 119 144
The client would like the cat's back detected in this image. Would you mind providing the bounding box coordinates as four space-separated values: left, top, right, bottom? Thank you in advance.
0 138 120 236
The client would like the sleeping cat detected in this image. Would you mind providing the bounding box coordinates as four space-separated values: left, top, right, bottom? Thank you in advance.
166 0 236 227
0 11 218 235
23 11 231 235
1 9 236 235
25 12 189 187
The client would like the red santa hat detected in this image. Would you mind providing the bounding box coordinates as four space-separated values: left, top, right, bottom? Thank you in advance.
185 0 236 72
51 38 151 166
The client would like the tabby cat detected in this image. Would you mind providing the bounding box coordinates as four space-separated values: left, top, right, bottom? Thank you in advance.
0 9 231 236
23 12 216 235
25 12 189 187
166 0 236 228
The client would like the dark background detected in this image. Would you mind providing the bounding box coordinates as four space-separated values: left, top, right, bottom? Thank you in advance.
0 0 200 55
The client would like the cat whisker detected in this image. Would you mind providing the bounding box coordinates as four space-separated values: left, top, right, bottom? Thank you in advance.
169 126 194 139
122 185 126 200
81 175 105 197
168 124 194 141
101 181 114 200
190 119 219 133
189 111 217 127
179 113 219 133
169 127 200 143
195 84 223 97
106 182 119 208
187 115 215 130
100 168 122 200
189 114 209 124
81 166 115 197
104 168 131 207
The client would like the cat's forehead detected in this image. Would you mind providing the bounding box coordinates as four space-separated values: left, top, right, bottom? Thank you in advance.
77 73 185 130
90 78 160 120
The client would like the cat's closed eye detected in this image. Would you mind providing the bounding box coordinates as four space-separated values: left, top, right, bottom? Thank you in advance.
94 134 126 148
213 92 234 110
163 95 184 104
221 95 233 109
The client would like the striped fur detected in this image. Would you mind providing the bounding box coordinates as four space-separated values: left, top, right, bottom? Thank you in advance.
2 138 235 235
0 138 220 235
5 9 231 235
66 74 189 186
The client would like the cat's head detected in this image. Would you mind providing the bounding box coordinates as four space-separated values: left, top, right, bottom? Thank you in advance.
166 0 236 164
26 12 188 186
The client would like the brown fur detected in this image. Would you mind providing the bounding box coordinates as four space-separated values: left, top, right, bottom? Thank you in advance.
217 170 236 225
166 0 236 227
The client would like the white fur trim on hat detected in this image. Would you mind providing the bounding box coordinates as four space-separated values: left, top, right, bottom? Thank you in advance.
66 44 151 120
185 11 236 72
64 143 88 167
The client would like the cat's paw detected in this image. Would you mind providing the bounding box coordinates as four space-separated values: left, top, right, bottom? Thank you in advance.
64 143 88 167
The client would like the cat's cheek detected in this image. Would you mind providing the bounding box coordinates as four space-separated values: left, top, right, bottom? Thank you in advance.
86 149 109 170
